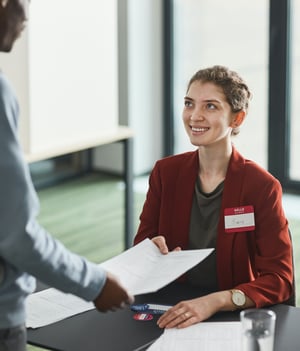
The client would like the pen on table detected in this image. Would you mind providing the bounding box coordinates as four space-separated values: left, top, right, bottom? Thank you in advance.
130 303 172 314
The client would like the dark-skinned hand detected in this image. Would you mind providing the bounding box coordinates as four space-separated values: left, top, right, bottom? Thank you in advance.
93 271 134 312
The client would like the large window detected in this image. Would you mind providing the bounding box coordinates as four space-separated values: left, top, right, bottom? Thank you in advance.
171 0 269 168
268 0 300 192
290 0 300 181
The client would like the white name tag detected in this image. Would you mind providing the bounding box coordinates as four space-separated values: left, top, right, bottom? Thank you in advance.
224 205 255 233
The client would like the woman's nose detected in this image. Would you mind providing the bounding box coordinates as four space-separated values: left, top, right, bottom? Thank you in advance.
190 110 204 121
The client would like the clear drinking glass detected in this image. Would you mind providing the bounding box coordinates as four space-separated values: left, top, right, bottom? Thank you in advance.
240 309 276 351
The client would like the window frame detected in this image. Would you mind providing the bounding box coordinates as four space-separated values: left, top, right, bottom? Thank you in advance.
164 0 300 194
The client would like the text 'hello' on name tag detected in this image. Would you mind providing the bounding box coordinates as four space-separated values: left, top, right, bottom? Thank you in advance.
224 205 255 233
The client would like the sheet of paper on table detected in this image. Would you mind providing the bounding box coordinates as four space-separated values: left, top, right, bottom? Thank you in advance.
26 239 214 328
26 288 94 328
147 322 242 351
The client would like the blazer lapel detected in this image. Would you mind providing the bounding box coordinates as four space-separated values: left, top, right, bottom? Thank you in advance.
217 147 246 289
171 151 199 250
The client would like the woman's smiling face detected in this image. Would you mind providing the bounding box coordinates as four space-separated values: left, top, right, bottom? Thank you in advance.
182 80 236 148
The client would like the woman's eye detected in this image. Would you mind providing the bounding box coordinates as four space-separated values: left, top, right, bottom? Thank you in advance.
207 103 216 110
184 100 192 107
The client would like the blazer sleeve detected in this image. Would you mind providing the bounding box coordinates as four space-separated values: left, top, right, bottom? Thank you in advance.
215 148 293 306
233 167 293 306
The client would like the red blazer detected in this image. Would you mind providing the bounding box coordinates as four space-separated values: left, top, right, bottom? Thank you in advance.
134 147 293 307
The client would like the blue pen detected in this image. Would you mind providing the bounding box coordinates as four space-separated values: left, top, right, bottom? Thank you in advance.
130 303 172 314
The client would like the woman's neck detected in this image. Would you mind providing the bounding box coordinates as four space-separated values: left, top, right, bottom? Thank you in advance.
197 143 232 193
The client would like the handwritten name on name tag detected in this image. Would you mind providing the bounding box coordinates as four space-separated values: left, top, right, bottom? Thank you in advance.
224 205 255 233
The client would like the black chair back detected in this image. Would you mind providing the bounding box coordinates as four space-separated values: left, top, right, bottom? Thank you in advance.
282 229 296 306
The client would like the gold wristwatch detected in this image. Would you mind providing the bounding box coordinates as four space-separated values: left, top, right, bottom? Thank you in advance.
231 289 246 307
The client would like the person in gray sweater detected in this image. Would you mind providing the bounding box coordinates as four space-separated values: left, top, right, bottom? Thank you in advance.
0 1 133 350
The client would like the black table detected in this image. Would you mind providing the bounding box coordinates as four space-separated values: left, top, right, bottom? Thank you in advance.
27 283 300 351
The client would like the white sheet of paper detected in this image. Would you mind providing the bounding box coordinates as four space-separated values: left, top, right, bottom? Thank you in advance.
26 288 94 328
99 239 214 295
26 239 214 328
147 322 242 351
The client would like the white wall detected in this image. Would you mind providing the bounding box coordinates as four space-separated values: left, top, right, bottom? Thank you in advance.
93 0 164 175
0 0 119 157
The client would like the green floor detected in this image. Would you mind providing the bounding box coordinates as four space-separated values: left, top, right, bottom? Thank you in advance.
27 173 300 350
34 173 145 263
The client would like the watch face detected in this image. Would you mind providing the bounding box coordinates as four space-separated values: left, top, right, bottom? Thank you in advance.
232 290 246 306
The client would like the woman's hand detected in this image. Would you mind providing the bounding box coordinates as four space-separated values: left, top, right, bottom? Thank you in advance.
157 292 230 329
151 235 181 254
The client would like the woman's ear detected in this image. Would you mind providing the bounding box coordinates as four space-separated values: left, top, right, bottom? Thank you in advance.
231 110 246 128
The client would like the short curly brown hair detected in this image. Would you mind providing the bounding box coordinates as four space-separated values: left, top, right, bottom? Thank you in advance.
187 65 252 114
